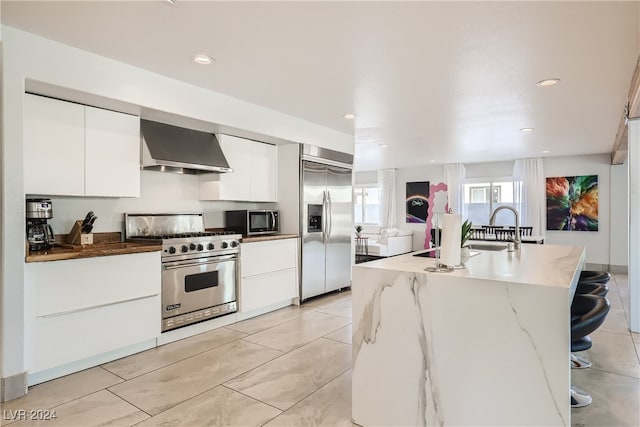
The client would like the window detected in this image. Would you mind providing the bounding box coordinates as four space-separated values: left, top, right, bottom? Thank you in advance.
464 177 519 226
354 186 380 225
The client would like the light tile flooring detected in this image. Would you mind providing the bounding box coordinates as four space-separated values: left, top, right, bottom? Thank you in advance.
2 274 638 427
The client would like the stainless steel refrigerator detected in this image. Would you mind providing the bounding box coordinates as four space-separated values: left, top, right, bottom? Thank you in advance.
300 145 353 301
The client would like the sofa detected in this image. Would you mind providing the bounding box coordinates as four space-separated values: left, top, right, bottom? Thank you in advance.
359 226 413 257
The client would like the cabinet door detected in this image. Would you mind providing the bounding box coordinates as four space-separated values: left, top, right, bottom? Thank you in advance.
34 295 159 372
213 135 252 200
241 238 298 277
85 106 140 197
251 142 277 202
23 94 85 195
240 268 297 313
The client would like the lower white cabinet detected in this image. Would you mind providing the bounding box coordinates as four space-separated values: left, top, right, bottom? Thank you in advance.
33 295 158 372
24 252 161 374
239 238 298 314
241 269 298 313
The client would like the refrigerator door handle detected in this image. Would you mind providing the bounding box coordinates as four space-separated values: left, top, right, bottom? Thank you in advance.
327 190 333 239
322 190 327 244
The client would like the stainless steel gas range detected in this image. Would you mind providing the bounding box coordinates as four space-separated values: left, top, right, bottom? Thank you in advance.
125 213 241 332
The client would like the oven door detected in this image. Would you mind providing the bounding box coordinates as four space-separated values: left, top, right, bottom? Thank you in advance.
162 254 237 319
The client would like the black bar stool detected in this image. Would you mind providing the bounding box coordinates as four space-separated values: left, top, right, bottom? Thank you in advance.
578 270 611 285
575 282 609 297
570 294 610 408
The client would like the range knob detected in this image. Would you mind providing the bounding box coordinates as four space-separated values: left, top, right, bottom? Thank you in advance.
221 241 228 249
168 246 176 254
181 245 189 253
197 244 204 251
230 240 239 248
207 243 215 250
189 243 196 251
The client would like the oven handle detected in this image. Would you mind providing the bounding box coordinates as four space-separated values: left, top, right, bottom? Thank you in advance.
163 254 237 270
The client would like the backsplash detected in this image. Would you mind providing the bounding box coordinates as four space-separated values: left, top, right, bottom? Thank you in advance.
41 171 275 235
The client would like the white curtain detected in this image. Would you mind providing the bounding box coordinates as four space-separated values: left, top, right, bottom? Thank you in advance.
513 158 545 235
443 163 466 215
378 168 397 229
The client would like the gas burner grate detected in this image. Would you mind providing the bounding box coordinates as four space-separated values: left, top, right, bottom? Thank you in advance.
133 231 240 240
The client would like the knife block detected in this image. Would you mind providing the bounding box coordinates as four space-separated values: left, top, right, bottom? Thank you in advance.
67 220 93 246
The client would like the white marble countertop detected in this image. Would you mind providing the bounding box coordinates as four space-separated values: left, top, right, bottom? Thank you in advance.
355 244 585 289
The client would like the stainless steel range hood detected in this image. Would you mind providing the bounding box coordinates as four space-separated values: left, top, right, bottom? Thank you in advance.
141 119 232 174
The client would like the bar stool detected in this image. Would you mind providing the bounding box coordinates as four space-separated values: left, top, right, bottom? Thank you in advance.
575 282 609 297
571 282 608 369
578 271 611 285
570 294 610 408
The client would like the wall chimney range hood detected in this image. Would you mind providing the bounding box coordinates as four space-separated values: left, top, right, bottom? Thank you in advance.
140 119 232 174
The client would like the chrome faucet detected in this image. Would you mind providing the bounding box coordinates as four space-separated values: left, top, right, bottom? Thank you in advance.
489 206 521 249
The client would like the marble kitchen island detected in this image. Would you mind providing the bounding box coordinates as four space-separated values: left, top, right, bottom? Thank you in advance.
352 244 585 427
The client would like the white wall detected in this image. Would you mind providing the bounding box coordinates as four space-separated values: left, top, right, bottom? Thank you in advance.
610 162 629 268
544 154 612 266
0 26 352 381
628 119 639 332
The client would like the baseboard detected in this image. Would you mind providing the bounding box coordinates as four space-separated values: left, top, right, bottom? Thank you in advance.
610 265 628 274
27 339 156 387
583 263 628 274
1 372 27 402
236 299 295 322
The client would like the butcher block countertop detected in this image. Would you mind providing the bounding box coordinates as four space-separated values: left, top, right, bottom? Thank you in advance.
241 234 299 243
26 232 161 262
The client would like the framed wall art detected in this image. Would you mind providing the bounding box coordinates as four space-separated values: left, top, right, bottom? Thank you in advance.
406 181 430 223
546 175 598 231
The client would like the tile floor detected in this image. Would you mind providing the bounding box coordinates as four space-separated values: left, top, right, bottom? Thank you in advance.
2 274 638 427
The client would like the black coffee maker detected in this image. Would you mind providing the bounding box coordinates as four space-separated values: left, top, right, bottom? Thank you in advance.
26 198 55 251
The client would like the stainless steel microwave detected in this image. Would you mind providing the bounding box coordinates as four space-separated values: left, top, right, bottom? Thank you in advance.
224 210 279 236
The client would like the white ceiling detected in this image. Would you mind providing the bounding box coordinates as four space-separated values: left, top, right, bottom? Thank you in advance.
2 1 639 171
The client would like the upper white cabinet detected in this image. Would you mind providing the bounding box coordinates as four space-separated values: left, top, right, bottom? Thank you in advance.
200 135 277 202
84 106 140 197
24 94 86 196
23 93 140 197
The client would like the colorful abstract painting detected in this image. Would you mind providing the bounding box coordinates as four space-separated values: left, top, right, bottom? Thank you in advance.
546 175 598 231
406 181 430 223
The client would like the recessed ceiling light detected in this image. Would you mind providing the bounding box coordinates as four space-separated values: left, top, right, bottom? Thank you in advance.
536 78 560 87
520 127 534 132
379 144 388 148
343 113 356 120
193 54 214 65
429 160 436 163
542 150 551 154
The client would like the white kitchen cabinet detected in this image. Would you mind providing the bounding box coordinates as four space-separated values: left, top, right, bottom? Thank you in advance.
23 93 140 197
23 94 86 196
24 252 161 374
199 134 277 202
85 106 141 197
250 140 278 202
239 238 298 314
